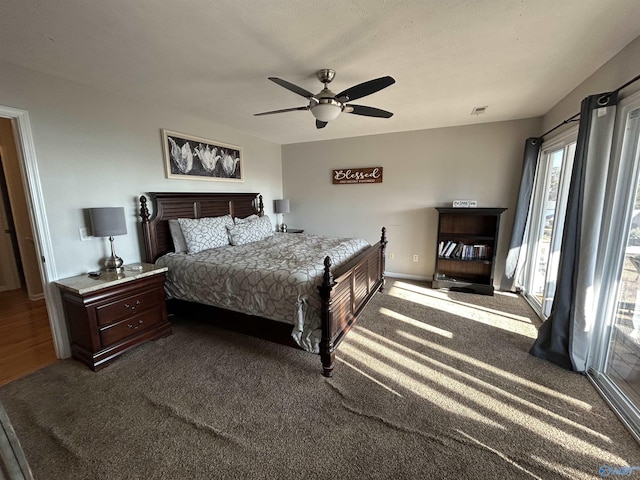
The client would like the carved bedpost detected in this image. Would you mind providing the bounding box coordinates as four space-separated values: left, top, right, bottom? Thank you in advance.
380 226 388 292
258 195 264 216
139 195 152 264
140 195 150 223
318 255 335 377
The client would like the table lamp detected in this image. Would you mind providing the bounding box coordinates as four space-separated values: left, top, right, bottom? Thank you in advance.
90 207 127 273
274 199 290 232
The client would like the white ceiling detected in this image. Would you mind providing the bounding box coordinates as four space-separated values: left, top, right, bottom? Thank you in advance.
1 0 640 145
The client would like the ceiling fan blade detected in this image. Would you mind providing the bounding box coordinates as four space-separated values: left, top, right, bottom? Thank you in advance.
254 106 309 116
316 120 328 129
269 77 316 99
337 76 395 103
344 104 394 118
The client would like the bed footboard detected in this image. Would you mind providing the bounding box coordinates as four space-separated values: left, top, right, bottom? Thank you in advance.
318 227 387 377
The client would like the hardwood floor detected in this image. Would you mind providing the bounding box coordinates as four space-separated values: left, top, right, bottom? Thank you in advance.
0 288 57 387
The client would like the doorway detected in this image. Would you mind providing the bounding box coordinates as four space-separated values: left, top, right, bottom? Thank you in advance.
0 105 69 369
0 118 58 384
0 119 43 299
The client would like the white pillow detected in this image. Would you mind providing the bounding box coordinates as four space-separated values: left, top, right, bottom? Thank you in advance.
234 214 259 224
178 215 233 254
168 219 188 254
227 215 273 246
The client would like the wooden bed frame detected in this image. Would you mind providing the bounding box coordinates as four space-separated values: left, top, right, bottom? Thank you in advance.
139 192 387 376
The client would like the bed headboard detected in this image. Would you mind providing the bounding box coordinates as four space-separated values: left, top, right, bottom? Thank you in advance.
139 192 264 263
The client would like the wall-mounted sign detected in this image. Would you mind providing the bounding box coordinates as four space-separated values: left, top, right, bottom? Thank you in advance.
332 167 383 185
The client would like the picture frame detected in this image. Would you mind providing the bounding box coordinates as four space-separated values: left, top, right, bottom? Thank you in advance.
162 129 243 182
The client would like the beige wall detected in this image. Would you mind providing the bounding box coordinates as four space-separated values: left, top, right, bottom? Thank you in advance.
543 35 640 133
0 60 283 280
0 118 43 298
282 118 542 282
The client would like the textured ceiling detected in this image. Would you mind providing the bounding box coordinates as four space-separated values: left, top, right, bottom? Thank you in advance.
1 0 640 145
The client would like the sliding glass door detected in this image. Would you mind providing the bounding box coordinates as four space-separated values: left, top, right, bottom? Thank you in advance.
522 132 576 318
589 96 640 439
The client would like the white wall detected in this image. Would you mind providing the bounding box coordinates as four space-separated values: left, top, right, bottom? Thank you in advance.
282 118 541 282
0 60 283 279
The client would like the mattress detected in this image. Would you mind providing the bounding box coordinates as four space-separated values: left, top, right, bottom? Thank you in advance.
155 232 370 353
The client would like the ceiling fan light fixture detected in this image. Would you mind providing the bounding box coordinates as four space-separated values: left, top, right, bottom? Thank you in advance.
311 100 342 122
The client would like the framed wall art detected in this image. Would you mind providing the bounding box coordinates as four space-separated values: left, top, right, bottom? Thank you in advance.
162 129 243 182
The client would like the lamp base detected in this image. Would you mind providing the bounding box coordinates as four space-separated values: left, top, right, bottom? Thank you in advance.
280 223 287 233
104 255 124 273
104 235 124 273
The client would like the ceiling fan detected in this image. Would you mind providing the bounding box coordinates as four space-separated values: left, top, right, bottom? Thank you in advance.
254 69 395 129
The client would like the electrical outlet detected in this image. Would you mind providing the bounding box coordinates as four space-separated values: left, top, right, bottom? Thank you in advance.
388 252 394 260
412 254 419 262
79 227 92 241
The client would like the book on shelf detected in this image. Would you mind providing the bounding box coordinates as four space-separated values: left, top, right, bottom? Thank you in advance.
438 241 446 256
439 242 492 260
443 241 458 257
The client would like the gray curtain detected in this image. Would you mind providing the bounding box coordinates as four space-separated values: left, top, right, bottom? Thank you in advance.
530 92 618 371
501 137 542 291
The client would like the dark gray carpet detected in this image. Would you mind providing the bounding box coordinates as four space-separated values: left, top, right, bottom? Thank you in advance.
1 279 639 479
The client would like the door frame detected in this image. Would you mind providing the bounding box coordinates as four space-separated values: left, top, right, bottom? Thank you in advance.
0 105 69 358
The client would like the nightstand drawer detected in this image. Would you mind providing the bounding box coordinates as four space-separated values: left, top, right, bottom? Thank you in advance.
99 307 163 347
96 288 161 326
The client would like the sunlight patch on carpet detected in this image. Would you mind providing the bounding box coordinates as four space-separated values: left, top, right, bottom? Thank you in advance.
395 330 594 412
388 283 538 338
342 327 622 459
339 340 505 429
378 307 453 338
335 357 404 397
393 280 535 324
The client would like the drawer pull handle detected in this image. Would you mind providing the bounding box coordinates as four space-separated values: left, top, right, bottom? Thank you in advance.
127 319 144 329
124 300 141 310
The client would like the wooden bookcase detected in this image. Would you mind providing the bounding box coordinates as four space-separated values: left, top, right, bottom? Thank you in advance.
432 207 506 295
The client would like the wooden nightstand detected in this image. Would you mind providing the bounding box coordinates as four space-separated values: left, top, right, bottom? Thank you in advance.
55 263 171 371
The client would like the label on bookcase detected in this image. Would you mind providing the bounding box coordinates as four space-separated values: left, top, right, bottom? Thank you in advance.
452 200 477 208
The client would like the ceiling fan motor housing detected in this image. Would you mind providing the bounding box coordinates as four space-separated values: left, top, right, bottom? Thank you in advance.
316 68 336 84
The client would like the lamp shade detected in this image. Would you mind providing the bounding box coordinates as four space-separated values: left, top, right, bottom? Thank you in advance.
90 207 127 237
274 199 290 214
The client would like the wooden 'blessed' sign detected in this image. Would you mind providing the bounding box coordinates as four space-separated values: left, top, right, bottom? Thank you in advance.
332 167 383 185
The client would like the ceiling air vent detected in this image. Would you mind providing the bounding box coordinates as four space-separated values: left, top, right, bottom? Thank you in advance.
471 106 488 115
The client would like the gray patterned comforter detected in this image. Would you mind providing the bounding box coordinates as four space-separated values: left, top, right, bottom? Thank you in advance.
156 232 370 353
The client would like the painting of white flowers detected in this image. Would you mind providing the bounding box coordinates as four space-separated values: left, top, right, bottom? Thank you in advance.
162 129 243 182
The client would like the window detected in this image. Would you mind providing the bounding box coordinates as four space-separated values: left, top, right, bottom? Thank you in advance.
521 131 576 318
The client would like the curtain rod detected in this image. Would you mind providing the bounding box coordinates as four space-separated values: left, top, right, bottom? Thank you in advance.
613 72 640 95
541 113 580 139
541 72 640 140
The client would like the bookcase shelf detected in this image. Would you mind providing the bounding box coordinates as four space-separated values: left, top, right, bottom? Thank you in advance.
432 207 506 296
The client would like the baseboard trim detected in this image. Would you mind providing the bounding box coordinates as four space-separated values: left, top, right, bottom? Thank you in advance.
384 271 430 282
